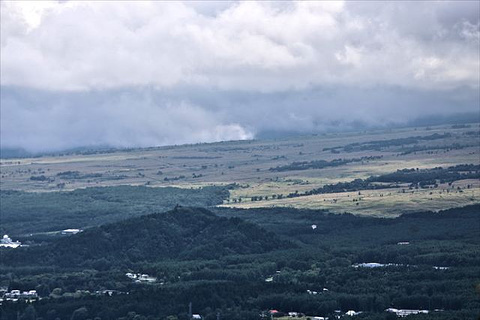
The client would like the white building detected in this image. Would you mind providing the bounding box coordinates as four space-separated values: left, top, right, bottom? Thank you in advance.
3 289 38 302
61 229 82 235
126 272 156 283
0 235 21 248
137 274 156 283
385 308 429 317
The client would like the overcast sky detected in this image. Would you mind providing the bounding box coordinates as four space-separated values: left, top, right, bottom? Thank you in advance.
1 1 479 152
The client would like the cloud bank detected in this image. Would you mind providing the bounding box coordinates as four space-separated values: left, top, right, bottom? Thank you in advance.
1 1 479 152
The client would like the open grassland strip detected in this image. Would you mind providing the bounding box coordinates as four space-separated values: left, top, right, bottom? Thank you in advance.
220 186 480 218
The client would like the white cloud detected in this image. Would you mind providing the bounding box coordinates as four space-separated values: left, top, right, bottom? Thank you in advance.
1 1 478 91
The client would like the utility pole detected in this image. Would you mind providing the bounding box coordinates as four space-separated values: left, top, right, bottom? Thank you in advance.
188 302 192 319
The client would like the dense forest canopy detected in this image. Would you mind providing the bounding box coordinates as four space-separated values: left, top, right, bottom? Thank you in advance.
1 205 479 320
0 186 230 235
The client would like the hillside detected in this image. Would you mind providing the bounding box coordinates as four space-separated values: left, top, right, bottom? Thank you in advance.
2 206 479 320
3 207 291 268
0 185 230 235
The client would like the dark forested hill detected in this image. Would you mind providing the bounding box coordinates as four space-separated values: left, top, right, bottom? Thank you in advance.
2 207 291 267
215 204 480 245
1 205 479 320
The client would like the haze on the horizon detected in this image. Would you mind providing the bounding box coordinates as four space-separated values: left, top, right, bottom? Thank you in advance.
1 1 479 153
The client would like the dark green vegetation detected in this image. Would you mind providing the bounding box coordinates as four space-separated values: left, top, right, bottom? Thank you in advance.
1 205 479 320
323 133 453 153
0 186 229 235
372 164 480 185
1 125 479 319
269 156 382 172
56 171 104 180
2 207 289 267
285 164 480 198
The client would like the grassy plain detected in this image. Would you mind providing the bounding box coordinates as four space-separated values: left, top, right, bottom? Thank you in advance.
1 123 478 217
222 184 479 217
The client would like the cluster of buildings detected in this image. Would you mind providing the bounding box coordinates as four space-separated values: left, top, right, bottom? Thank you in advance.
264 309 370 319
0 235 21 248
344 310 362 317
352 262 450 271
0 231 82 250
352 262 403 268
433 266 449 270
0 289 38 304
306 288 329 295
385 308 429 317
125 272 157 283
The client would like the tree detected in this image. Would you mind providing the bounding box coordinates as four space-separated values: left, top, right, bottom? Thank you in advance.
71 307 89 320
20 306 36 320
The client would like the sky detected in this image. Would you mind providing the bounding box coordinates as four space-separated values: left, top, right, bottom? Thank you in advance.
1 1 479 152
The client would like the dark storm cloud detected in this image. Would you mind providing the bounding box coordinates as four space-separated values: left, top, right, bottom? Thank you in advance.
1 1 478 152
2 85 477 152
